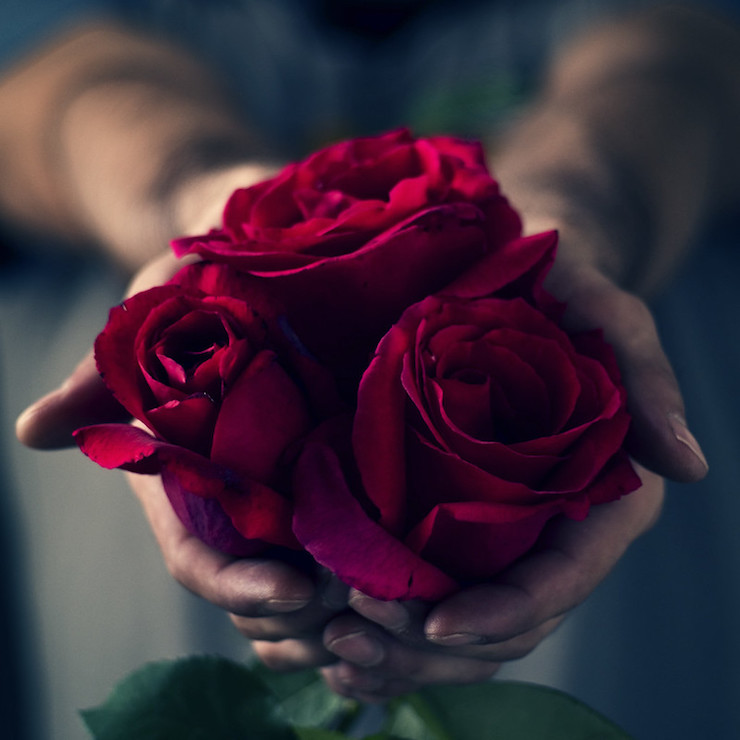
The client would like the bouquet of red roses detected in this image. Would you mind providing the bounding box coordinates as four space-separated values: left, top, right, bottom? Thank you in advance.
75 129 640 601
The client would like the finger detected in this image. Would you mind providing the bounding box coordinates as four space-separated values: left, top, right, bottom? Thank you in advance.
123 250 198 298
15 349 127 449
346 593 427 646
423 465 663 657
322 615 500 700
339 598 563 663
129 471 317 617
228 579 348 641
252 636 336 672
549 265 707 482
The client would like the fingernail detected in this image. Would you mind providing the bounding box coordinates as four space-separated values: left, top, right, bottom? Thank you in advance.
348 592 409 631
425 632 484 646
668 413 708 471
265 598 311 613
327 631 385 667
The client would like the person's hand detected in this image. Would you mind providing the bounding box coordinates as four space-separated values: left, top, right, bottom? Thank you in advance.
317 462 662 701
313 253 705 701
15 247 348 669
130 469 346 670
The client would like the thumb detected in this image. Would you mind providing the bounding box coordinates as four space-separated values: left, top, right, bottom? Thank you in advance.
552 266 708 483
16 251 192 449
15 349 127 449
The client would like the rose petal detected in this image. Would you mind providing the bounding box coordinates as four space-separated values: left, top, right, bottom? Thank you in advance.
74 423 234 497
94 286 186 420
442 231 557 302
405 499 562 581
354 326 410 532
293 440 458 601
161 468 266 557
210 350 312 483
216 479 300 549
146 394 218 455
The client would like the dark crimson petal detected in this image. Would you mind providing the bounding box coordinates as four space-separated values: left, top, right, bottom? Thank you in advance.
344 128 414 161
406 429 548 512
175 236 325 269
214 337 252 390
74 422 164 472
216 480 300 550
426 135 488 169
161 468 266 557
432 340 552 442
171 231 230 259
220 177 281 236
487 331 579 433
248 167 304 229
293 440 459 601
145 394 218 455
434 375 495 442
138 365 187 408
317 200 388 236
580 450 642 507
404 499 562 581
416 400 563 485
94 286 188 421
74 423 234 497
331 144 421 200
210 349 312 483
270 205 492 365
442 231 557 303
546 409 632 492
169 263 282 328
353 325 410 533
293 188 357 220
425 323 483 361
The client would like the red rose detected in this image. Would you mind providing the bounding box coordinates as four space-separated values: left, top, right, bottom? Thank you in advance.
74 268 339 556
292 232 641 600
171 129 522 378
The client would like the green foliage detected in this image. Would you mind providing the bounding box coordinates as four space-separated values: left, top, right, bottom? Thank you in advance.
82 658 634 740
400 682 634 740
81 656 298 740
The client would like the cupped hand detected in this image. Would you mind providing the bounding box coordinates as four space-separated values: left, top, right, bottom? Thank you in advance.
320 462 663 700
15 248 348 670
319 259 693 700
130 470 345 671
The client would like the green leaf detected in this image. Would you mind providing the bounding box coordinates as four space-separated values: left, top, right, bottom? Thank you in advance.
81 655 298 740
407 681 635 740
253 665 356 729
294 728 350 740
383 698 445 740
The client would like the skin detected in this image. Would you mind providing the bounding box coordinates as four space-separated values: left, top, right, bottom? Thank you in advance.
8 4 739 701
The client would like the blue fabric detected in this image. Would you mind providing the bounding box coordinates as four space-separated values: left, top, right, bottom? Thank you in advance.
0 0 107 67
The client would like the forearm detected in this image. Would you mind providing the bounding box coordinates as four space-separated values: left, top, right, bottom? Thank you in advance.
0 22 273 270
492 5 740 296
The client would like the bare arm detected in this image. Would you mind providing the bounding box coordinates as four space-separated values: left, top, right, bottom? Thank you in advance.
494 5 740 295
0 21 273 269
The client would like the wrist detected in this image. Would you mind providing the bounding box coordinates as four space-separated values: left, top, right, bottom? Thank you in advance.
166 162 280 239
